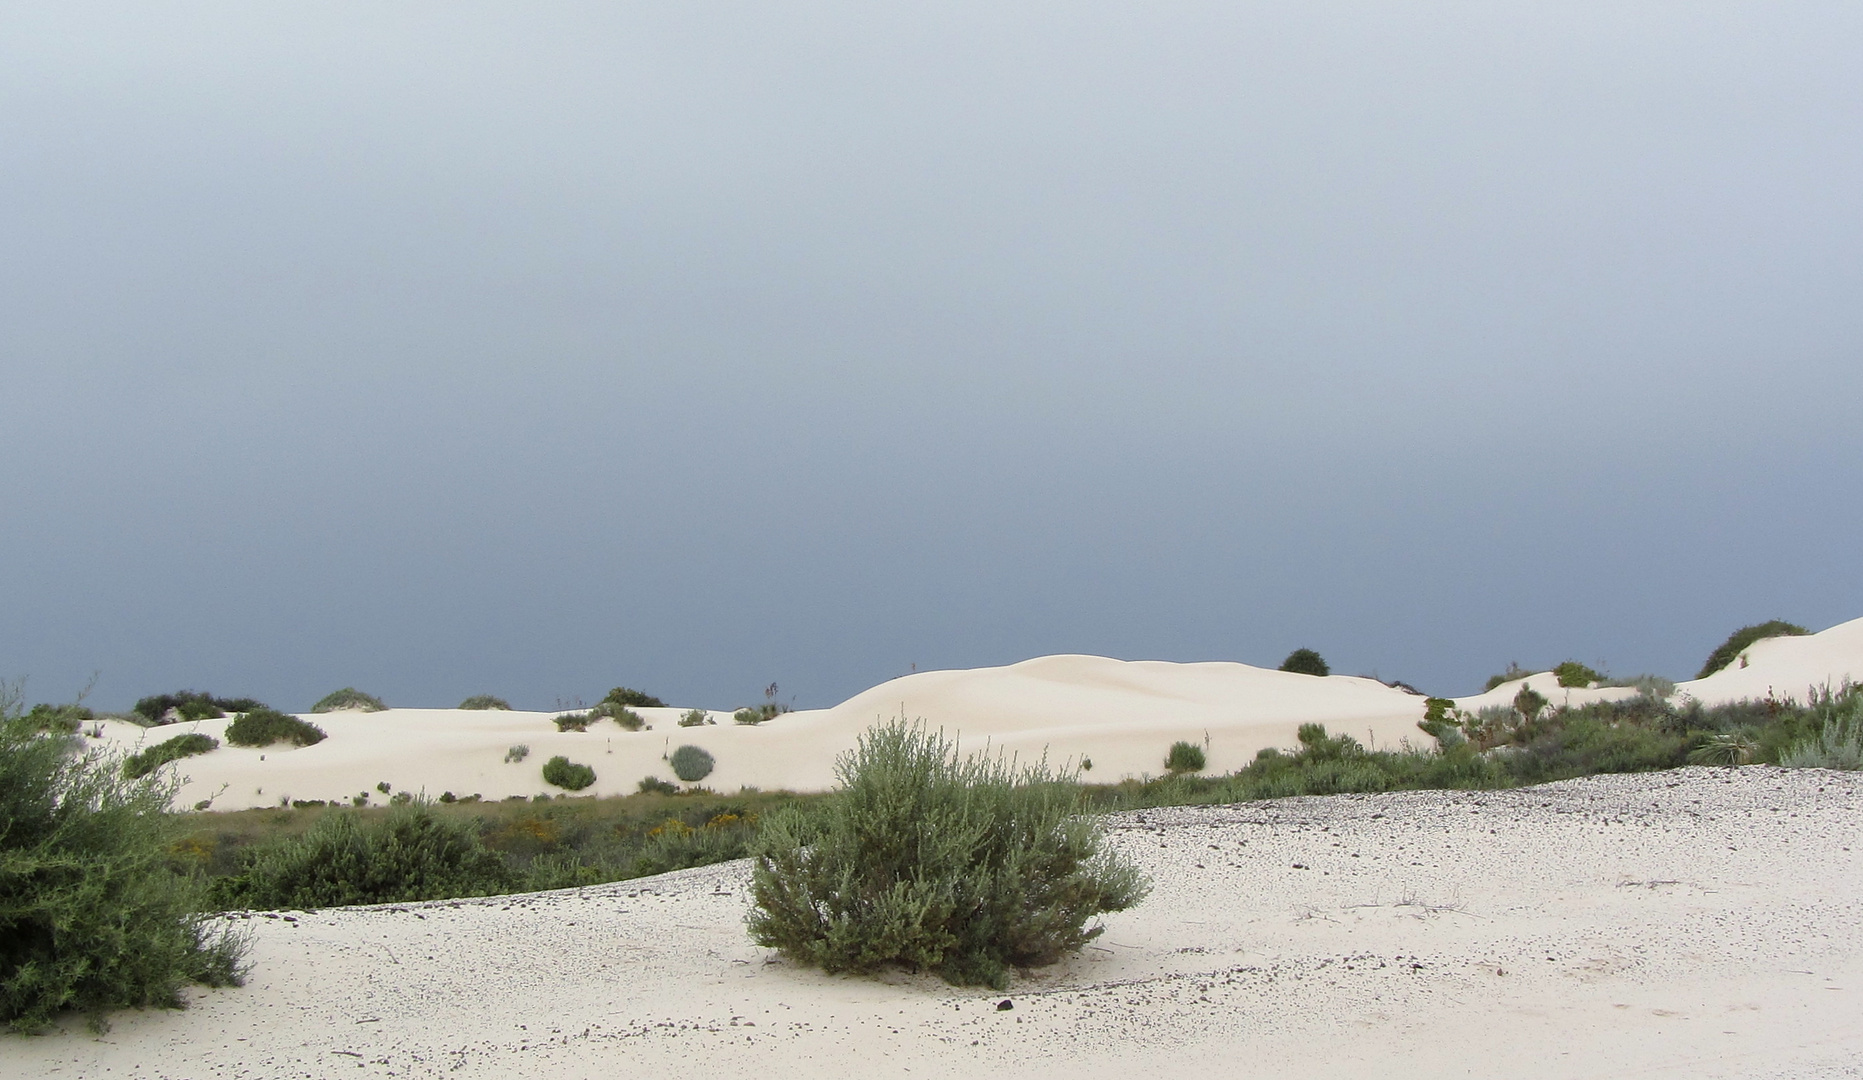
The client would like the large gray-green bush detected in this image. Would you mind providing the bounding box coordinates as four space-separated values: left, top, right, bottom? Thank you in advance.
0 719 245 1032
748 720 1148 989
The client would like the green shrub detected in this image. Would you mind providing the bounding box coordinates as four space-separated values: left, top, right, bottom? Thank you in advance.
734 708 764 725
209 802 516 909
678 708 714 727
1698 620 1809 680
1 721 246 1032
1553 661 1602 688
23 703 93 734
637 776 679 795
1417 697 1463 747
1164 741 1206 773
1779 687 1863 769
458 695 511 710
310 688 386 713
670 744 715 782
131 691 266 726
1689 732 1758 766
542 756 596 791
1513 684 1549 721
122 733 220 780
592 702 646 730
1483 664 1541 692
223 709 326 748
748 720 1148 989
1278 649 1330 677
603 686 666 709
553 712 593 732
505 744 530 763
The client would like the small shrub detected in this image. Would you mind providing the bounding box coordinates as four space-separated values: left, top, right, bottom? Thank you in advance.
458 695 511 710
505 744 530 763
209 801 516 909
438 791 457 803
1164 741 1206 773
592 702 645 730
1483 664 1541 692
603 686 667 709
542 756 596 791
0 722 246 1032
131 692 266 726
678 708 714 727
553 711 593 732
1553 661 1602 688
637 776 679 795
1417 697 1464 748
1278 649 1330 677
1689 732 1759 767
1513 684 1549 722
122 733 220 779
734 708 763 725
1778 688 1863 769
24 703 93 734
1698 620 1809 680
669 745 715 783
310 688 386 713
748 720 1148 989
223 709 326 748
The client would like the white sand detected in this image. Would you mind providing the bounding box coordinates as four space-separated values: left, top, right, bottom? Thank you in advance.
79 616 1863 810
11 766 1860 1078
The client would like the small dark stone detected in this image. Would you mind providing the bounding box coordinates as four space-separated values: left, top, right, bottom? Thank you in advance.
996 1000 1013 1011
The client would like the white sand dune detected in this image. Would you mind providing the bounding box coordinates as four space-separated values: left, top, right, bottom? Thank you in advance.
85 617 1863 810
12 767 1861 1078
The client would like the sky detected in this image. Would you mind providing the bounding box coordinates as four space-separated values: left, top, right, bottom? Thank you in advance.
4 2 1861 713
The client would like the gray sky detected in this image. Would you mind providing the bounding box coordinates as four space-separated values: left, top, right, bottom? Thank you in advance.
4 2 1860 713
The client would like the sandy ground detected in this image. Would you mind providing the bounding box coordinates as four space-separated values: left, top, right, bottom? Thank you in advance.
10 765 1860 1079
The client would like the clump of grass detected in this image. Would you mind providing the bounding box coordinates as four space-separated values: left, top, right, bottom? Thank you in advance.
591 702 646 730
209 801 516 909
542 756 596 791
505 744 530 763
1 719 246 1033
122 733 220 779
1278 648 1329 677
669 745 714 783
1778 686 1863 769
637 776 679 795
1689 732 1759 766
310 688 386 713
223 709 326 748
677 708 714 727
458 695 511 710
1164 740 1206 773
1698 620 1809 679
749 719 1148 990
1483 663 1542 692
553 711 593 732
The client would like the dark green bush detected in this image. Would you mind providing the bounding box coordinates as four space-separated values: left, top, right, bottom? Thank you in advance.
131 691 266 726
669 745 714 783
678 708 714 727
637 776 679 795
122 733 220 780
1513 684 1549 721
1482 664 1541 692
553 712 593 732
209 802 516 909
1698 620 1810 679
1278 648 1330 676
1164 741 1206 773
23 703 93 734
1553 661 1602 688
223 709 326 748
591 702 646 730
1 721 245 1032
310 688 386 713
749 720 1148 989
542 756 596 790
458 695 511 710
603 687 666 709
1779 686 1863 769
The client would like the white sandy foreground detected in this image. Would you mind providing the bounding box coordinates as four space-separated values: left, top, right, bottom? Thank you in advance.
89 616 1863 811
10 766 1860 1079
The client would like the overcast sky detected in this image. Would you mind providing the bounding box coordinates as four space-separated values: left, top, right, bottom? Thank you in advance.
4 2 1860 713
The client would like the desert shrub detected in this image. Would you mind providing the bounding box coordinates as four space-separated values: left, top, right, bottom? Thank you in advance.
603 686 667 709
1417 697 1464 748
637 776 679 795
1278 648 1329 677
542 756 596 791
1698 620 1809 679
1513 684 1549 721
1553 661 1602 688
1483 664 1541 692
553 711 593 732
1779 687 1863 769
505 744 530 763
1164 741 1206 773
592 702 646 730
131 691 266 726
310 687 386 713
748 720 1148 989
734 708 764 725
0 721 245 1032
209 802 516 909
458 695 511 710
670 744 715 782
1689 732 1759 766
678 708 714 727
122 733 220 780
223 709 326 748
1602 674 1677 699
23 703 93 734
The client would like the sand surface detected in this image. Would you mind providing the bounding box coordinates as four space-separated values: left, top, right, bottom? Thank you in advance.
11 766 1860 1079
